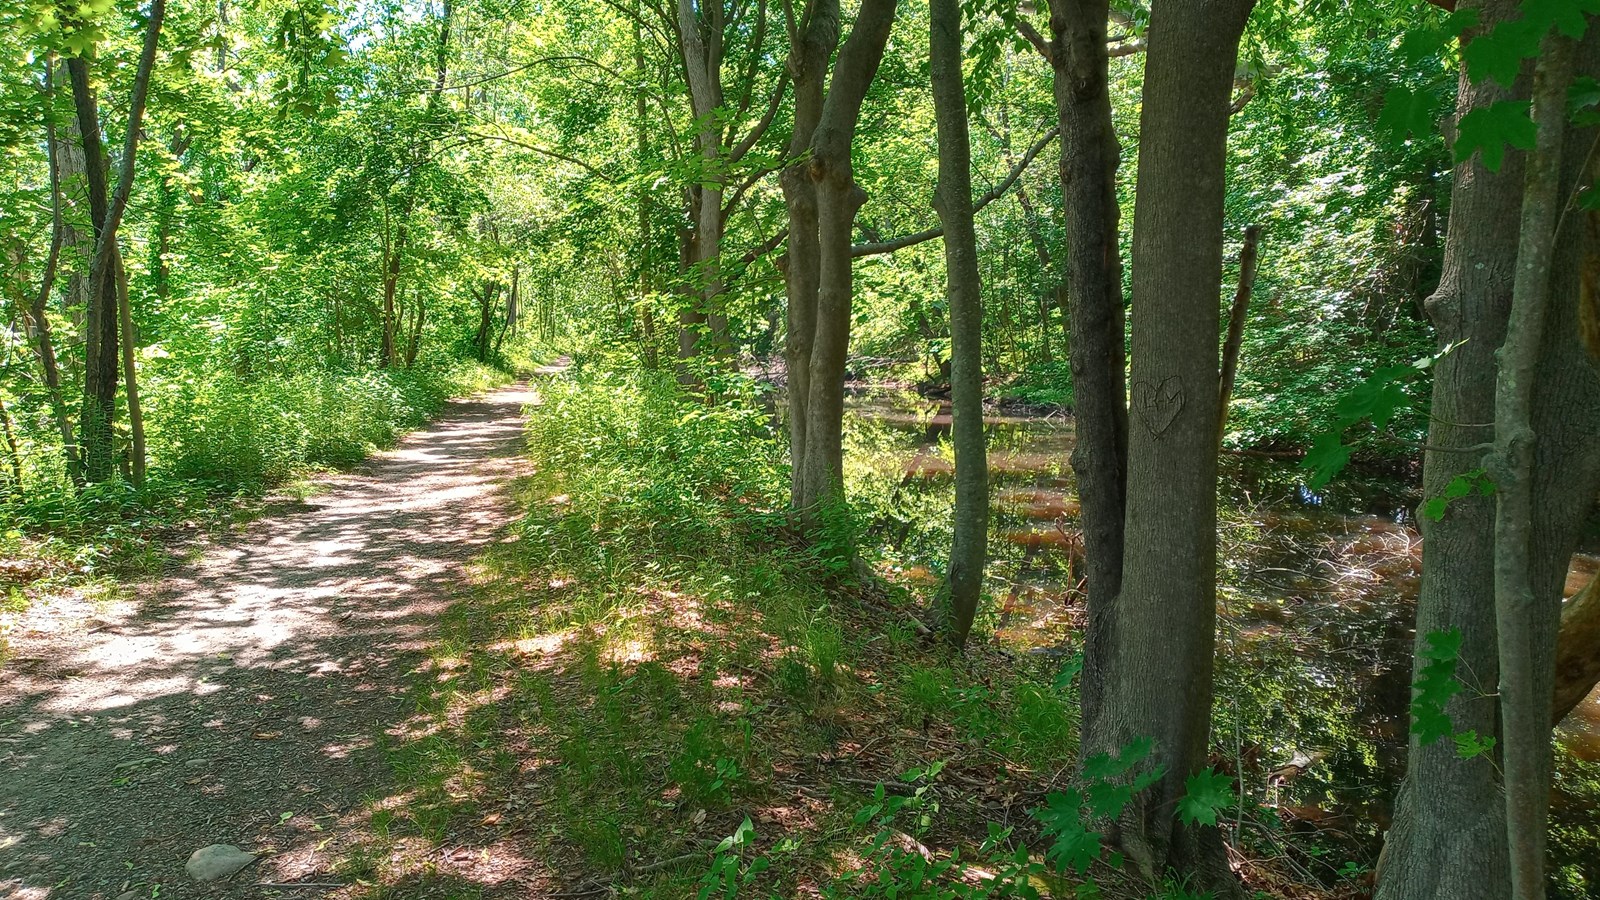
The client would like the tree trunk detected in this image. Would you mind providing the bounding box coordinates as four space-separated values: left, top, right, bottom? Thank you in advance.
115 245 145 487
779 0 840 511
1377 14 1600 900
51 57 91 330
1491 33 1573 900
149 131 189 316
406 287 426 368
1041 0 1130 747
675 0 729 361
380 223 405 367
929 0 987 647
676 223 706 372
477 281 499 362
635 8 660 371
794 0 897 516
0 394 22 494
1094 0 1252 889
67 57 120 483
1555 573 1600 724
32 57 79 481
68 0 163 484
1217 224 1262 442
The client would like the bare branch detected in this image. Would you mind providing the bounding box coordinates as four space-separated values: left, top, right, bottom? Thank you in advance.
1014 18 1050 59
851 124 1059 258
467 130 619 182
728 69 790 163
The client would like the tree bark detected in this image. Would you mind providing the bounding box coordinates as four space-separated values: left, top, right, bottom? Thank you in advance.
52 57 91 329
779 0 840 511
1377 14 1600 900
0 392 20 494
406 287 426 368
66 0 164 482
929 0 987 648
380 221 405 367
66 56 118 483
1217 224 1262 442
31 58 79 480
1094 0 1252 889
794 0 897 515
1039 0 1130 749
1491 33 1573 900
635 6 660 371
115 244 145 487
1555 573 1600 724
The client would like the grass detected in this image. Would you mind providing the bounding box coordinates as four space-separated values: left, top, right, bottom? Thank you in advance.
341 366 1107 898
343 362 1363 900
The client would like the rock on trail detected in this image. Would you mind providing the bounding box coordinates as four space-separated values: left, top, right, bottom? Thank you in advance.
184 845 255 882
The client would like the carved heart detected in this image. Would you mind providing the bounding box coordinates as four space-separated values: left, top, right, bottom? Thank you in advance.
1132 376 1185 436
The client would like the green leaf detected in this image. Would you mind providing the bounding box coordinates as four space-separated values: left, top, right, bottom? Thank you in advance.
1454 730 1498 759
1463 19 1540 87
1522 0 1600 39
1176 767 1235 827
1421 496 1450 521
1334 365 1411 430
1053 653 1085 692
1444 7 1483 35
1455 100 1536 171
1418 628 1463 661
1569 75 1600 123
1083 736 1155 781
1422 468 1495 521
1413 630 1467 746
1085 781 1134 819
1046 822 1104 875
1377 86 1436 146
1302 431 1354 490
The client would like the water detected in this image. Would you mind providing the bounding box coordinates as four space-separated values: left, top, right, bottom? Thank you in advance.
841 386 1600 861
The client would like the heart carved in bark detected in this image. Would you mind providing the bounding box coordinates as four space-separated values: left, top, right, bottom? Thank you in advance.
1132 376 1185 436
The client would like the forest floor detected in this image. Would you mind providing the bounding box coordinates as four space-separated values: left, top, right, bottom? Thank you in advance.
0 380 541 899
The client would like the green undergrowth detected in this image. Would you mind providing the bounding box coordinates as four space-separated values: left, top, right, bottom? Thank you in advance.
1551 748 1600 899
0 359 509 637
350 365 1148 897
351 364 1328 899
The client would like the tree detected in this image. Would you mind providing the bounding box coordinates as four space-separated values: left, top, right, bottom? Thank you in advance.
66 0 166 482
672 0 786 363
1491 30 1574 900
929 0 986 647
1088 0 1253 889
1377 6 1600 898
786 0 897 518
1022 0 1130 746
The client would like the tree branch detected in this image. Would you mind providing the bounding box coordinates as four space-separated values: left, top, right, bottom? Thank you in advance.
467 130 619 182
728 68 790 163
94 0 166 274
850 124 1059 258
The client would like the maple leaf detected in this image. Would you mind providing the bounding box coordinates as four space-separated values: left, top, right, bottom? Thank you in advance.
1522 0 1600 38
1455 100 1536 171
1176 767 1235 827
1377 86 1436 147
1464 19 1540 87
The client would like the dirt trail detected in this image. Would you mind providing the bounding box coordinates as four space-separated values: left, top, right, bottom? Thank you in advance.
0 382 538 899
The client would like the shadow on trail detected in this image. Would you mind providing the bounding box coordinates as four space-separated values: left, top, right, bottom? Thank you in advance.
0 385 538 899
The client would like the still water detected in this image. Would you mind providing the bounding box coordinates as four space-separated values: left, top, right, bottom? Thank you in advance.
842 387 1600 859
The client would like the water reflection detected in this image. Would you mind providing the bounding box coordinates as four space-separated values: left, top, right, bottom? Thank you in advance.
841 386 1600 861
